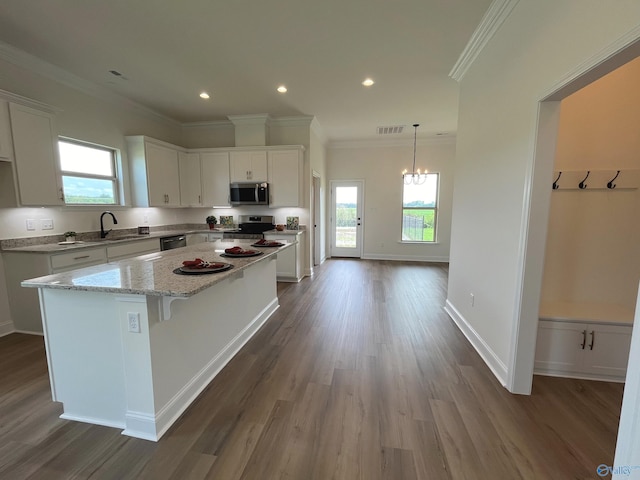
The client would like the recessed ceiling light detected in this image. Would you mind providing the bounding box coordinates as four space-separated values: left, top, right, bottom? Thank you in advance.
362 78 375 87
277 85 287 93
199 92 210 99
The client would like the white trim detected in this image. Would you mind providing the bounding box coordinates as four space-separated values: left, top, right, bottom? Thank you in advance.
362 253 449 263
181 119 233 129
60 413 125 430
329 135 455 150
533 371 625 384
122 298 279 441
227 113 271 126
0 41 179 126
444 299 508 386
310 117 328 146
0 322 15 337
0 87 58 113
13 329 44 336
449 0 520 81
270 115 314 128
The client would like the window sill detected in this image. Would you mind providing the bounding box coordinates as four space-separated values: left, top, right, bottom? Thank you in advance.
398 241 440 245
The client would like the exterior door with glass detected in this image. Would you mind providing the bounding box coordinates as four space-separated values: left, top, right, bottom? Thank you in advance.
330 180 363 258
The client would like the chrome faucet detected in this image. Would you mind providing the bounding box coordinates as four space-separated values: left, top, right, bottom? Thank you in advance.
100 211 118 238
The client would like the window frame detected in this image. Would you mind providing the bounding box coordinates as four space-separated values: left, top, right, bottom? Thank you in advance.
58 137 121 206
400 172 439 243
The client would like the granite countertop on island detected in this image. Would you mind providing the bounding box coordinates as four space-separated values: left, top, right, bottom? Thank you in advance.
21 240 292 298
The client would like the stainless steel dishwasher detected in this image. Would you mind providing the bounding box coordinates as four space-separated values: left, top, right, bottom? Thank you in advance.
160 234 187 251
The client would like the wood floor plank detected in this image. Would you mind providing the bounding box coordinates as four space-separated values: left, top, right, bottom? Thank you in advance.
0 259 625 479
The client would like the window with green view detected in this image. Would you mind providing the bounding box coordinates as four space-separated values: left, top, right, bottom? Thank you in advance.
401 173 438 242
58 139 119 205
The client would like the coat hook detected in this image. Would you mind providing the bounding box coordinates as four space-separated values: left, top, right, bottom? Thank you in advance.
552 171 562 190
578 171 590 189
607 170 620 189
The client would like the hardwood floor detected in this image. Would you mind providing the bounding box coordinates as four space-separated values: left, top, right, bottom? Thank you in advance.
0 259 624 479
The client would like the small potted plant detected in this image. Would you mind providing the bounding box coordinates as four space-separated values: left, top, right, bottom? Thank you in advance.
64 231 77 242
206 215 218 230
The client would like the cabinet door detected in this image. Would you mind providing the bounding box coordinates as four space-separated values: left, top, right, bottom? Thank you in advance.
534 321 586 374
0 100 14 160
201 151 230 206
582 324 632 379
9 103 63 206
230 151 267 182
179 152 203 206
146 142 180 206
268 149 301 207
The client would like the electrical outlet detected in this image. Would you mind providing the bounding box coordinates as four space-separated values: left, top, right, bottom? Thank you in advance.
26 219 36 231
470 293 475 307
128 312 140 333
41 218 54 230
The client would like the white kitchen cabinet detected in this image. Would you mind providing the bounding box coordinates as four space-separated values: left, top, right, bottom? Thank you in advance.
200 151 231 206
208 232 224 241
126 136 181 207
264 231 304 282
3 247 107 332
229 150 267 182
535 319 632 382
268 147 304 208
179 151 203 207
186 233 208 246
9 102 64 206
106 238 160 261
0 99 14 160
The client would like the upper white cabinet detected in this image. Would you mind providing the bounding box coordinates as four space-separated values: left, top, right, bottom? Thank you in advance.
200 151 231 207
127 136 181 207
9 102 64 206
0 100 14 160
229 150 267 182
179 151 203 207
268 147 303 208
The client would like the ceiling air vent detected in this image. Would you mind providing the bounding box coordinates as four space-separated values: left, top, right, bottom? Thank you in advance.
377 125 404 135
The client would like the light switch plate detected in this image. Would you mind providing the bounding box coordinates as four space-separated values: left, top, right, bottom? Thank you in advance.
26 219 36 231
41 219 54 230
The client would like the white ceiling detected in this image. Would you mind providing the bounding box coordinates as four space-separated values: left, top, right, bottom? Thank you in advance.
0 0 493 142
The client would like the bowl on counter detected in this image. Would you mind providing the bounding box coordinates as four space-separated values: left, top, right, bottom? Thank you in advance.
276 224 285 231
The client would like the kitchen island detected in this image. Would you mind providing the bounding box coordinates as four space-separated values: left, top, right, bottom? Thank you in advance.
21 240 291 441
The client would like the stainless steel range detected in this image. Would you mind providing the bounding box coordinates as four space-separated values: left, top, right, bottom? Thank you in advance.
222 215 275 240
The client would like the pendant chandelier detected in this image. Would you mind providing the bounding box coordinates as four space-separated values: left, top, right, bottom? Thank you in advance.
402 123 427 185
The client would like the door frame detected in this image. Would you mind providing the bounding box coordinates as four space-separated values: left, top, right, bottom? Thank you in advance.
330 180 364 258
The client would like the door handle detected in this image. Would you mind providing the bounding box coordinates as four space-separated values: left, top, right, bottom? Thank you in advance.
589 331 595 350
580 330 587 349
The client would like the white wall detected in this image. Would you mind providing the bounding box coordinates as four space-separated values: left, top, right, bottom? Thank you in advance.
327 138 455 262
542 57 640 309
310 126 328 264
447 1 640 389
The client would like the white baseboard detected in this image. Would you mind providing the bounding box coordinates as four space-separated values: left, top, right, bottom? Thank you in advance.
0 321 15 337
13 329 44 336
127 298 280 442
362 253 449 262
60 413 125 430
444 299 508 386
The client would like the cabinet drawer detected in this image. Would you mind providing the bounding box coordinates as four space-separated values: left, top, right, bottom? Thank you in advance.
107 239 160 260
50 248 107 270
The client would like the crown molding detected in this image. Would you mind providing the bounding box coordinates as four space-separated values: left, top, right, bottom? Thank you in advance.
449 0 520 82
227 113 272 126
181 119 233 129
269 115 314 128
310 117 328 146
0 41 180 126
328 135 456 150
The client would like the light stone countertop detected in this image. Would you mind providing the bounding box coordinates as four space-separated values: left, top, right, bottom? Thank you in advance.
1 229 212 254
21 240 292 298
263 229 304 235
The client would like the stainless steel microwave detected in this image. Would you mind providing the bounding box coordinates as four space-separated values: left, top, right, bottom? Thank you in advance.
229 182 269 206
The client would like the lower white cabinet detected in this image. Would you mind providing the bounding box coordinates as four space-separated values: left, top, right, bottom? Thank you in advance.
186 233 209 245
106 238 160 261
208 232 224 241
264 231 304 282
534 319 632 382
